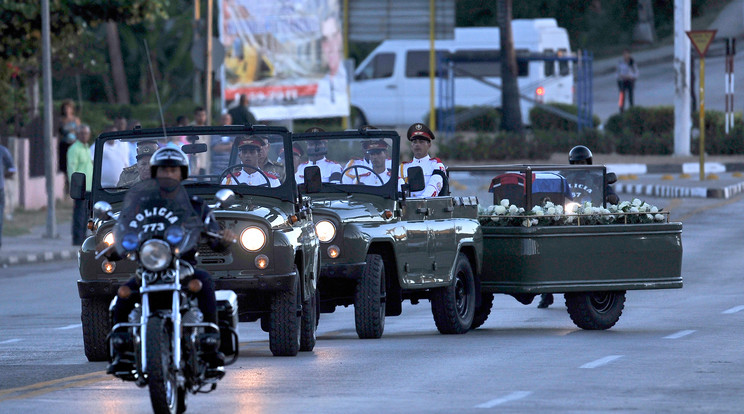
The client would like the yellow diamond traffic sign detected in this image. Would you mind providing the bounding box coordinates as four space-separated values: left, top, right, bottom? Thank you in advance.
686 30 717 57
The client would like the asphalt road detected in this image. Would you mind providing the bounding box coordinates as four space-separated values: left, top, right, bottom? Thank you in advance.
1 194 743 413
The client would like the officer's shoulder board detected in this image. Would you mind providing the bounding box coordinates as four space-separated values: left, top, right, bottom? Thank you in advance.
122 165 136 172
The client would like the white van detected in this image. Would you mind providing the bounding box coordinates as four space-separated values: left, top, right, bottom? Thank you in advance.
350 19 573 127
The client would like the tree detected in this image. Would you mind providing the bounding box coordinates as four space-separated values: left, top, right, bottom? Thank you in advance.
497 0 523 134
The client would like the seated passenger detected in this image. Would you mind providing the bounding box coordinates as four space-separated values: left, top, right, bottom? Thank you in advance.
398 123 446 197
221 136 280 187
349 139 391 185
295 127 342 183
117 141 159 187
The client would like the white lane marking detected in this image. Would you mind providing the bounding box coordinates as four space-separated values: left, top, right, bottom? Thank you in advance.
722 305 744 314
475 391 532 408
55 324 82 330
0 339 21 344
579 355 623 369
664 330 696 339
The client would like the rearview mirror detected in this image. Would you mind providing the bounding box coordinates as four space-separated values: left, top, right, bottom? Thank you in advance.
407 166 426 193
182 143 208 154
304 166 322 194
214 189 236 208
92 201 113 220
69 172 86 200
606 172 617 185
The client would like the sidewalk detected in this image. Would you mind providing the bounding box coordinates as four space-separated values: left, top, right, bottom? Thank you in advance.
0 220 79 269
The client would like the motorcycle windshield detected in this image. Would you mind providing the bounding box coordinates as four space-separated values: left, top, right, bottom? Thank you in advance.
114 178 203 256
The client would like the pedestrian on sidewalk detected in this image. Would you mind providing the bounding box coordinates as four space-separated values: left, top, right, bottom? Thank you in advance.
67 124 93 245
0 142 17 250
57 100 81 178
616 49 638 113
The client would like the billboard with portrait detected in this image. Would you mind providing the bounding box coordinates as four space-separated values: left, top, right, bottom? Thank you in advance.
220 0 349 120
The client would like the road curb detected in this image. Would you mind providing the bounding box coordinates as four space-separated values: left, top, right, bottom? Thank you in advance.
0 248 79 268
616 180 744 199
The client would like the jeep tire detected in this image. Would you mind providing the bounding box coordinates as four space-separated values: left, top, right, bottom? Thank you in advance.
81 297 111 362
470 292 494 330
269 273 301 356
565 291 626 330
300 288 318 351
431 253 475 334
354 254 386 339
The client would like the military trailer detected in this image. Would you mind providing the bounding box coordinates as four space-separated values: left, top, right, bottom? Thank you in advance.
71 125 320 360
292 129 483 338
449 164 683 330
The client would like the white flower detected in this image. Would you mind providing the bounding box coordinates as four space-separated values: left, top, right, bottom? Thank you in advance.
547 207 556 215
544 201 555 208
518 207 525 213
650 206 658 213
630 207 639 213
494 205 507 215
535 210 545 216
655 214 665 221
584 206 594 215
500 199 510 207
555 205 564 214
522 219 532 227
509 205 518 214
532 206 543 213
619 201 630 209
632 198 642 207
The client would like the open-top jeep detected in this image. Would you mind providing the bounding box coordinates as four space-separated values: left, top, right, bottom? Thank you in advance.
291 129 482 338
71 125 319 360
448 164 683 330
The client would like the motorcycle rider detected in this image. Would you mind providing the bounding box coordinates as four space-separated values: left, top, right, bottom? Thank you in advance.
107 147 237 377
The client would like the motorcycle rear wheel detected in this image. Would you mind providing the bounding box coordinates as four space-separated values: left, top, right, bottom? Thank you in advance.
146 316 184 414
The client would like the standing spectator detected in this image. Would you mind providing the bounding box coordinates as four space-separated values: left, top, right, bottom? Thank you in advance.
210 113 235 175
67 124 93 245
175 115 190 127
228 94 257 126
191 107 208 127
57 99 81 176
0 142 16 250
616 49 639 113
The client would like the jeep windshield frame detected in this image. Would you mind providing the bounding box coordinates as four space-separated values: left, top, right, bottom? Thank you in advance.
89 125 298 205
291 129 401 199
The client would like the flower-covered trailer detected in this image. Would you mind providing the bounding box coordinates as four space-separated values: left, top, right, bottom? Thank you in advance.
448 164 683 330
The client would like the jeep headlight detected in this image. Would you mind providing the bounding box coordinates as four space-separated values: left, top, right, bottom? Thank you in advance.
103 231 115 246
315 220 336 243
139 239 172 271
240 227 266 251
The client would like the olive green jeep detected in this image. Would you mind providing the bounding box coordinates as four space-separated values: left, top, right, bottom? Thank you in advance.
291 129 482 339
70 125 320 360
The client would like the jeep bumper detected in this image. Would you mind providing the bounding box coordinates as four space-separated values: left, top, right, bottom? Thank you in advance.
320 262 366 279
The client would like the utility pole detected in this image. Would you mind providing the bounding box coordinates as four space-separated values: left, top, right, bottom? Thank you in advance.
205 0 214 125
193 0 202 105
674 0 691 156
42 0 57 238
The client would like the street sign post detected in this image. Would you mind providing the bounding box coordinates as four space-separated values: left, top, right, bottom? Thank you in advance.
686 30 716 180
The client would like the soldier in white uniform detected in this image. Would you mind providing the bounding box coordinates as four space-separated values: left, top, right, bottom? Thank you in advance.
398 123 446 197
221 136 280 187
295 127 342 183
342 140 393 184
356 139 392 186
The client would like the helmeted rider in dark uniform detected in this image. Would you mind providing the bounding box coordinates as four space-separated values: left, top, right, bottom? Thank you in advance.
107 147 237 377
538 145 620 309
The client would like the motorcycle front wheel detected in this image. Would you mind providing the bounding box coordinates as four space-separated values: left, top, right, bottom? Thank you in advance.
146 316 185 414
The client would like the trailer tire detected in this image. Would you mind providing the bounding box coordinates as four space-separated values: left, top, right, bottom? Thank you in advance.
354 254 386 339
565 291 626 330
431 253 475 334
470 293 494 330
81 297 111 362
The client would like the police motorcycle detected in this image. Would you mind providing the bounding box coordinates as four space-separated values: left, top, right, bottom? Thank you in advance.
94 178 239 414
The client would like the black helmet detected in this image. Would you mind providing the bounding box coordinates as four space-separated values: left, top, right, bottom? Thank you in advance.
569 145 593 165
150 146 190 180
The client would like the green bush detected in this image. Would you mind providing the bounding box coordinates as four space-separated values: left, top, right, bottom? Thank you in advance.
691 111 744 155
424 106 502 132
529 103 600 131
604 106 674 154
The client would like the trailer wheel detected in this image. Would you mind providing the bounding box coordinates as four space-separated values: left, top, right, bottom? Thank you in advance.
470 293 494 330
431 253 475 334
354 254 386 339
565 291 626 330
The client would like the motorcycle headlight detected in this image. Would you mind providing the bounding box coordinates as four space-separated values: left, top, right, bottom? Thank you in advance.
121 232 139 251
139 239 172 272
240 227 266 251
315 220 336 243
102 231 115 246
165 225 185 246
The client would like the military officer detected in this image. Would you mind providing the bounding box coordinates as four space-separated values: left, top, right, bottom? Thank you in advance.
258 135 286 181
116 140 159 187
295 127 342 183
356 139 392 185
221 136 280 187
398 123 446 197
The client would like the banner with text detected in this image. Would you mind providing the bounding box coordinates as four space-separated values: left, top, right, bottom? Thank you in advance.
220 0 349 120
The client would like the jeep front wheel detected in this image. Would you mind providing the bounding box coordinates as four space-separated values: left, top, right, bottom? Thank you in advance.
470 292 494 330
565 291 626 330
269 274 301 356
81 297 111 361
431 253 475 334
354 254 386 339
300 288 318 352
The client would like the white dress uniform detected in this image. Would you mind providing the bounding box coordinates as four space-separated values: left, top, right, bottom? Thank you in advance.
398 155 446 197
357 168 392 186
342 158 393 184
221 169 280 187
295 157 343 183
